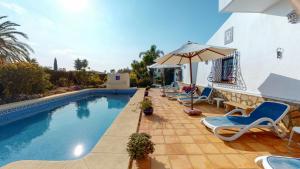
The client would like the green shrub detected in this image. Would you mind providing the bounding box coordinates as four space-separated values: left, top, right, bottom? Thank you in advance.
44 69 76 87
87 73 102 87
137 77 152 87
127 133 155 160
130 72 138 87
140 99 152 110
58 77 69 87
0 63 52 98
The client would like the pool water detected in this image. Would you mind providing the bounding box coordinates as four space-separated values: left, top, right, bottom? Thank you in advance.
0 94 131 166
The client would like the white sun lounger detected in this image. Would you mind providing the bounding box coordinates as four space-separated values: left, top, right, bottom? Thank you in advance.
201 101 290 141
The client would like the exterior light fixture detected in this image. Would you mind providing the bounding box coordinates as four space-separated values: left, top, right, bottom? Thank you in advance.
287 10 299 24
277 48 284 59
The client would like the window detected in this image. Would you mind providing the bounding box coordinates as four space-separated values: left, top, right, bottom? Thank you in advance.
221 57 234 82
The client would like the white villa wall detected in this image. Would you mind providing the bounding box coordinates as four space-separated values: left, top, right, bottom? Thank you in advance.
182 63 198 84
194 13 300 103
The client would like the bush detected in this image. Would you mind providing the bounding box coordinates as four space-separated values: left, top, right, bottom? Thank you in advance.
44 69 76 87
127 133 155 160
45 69 104 88
58 77 69 87
140 99 152 110
137 77 152 87
0 63 52 98
87 73 102 87
130 72 138 87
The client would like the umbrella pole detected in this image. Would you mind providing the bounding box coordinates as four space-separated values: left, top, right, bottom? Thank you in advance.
162 68 166 96
189 58 193 110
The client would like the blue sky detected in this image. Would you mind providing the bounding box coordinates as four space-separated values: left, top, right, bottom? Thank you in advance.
0 0 230 71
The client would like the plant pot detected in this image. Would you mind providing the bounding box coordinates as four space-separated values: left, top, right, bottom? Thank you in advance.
144 91 149 96
143 107 153 115
134 156 151 169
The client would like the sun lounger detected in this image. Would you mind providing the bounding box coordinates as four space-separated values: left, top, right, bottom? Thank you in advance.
178 87 213 105
201 101 289 141
255 155 300 169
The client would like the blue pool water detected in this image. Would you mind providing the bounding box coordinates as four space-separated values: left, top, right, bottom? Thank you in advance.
0 93 132 166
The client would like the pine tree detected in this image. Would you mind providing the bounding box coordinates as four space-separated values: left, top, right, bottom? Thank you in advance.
54 58 58 71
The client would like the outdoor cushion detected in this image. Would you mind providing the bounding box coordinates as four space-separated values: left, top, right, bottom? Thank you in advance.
267 156 300 169
204 116 269 127
201 87 212 97
249 102 288 122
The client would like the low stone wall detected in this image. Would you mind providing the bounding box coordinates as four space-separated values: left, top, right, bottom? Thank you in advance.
179 82 300 128
208 86 300 128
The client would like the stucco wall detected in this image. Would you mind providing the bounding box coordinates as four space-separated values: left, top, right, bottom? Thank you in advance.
106 73 130 89
181 63 198 84
194 13 300 103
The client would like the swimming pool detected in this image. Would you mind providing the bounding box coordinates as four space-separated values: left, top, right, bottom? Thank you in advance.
0 90 135 166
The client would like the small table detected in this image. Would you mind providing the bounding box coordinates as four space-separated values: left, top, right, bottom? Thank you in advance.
288 127 300 146
213 98 224 109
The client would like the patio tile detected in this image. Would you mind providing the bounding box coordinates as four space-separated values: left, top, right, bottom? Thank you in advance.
178 136 194 143
152 129 163 136
168 144 187 154
192 135 209 144
198 143 220 154
213 143 238 154
183 124 197 129
151 156 171 169
187 128 203 135
206 135 223 143
84 153 129 169
152 136 165 144
182 144 203 154
137 89 299 169
225 154 257 168
169 155 193 169
154 144 168 155
162 129 176 136
188 155 214 169
206 154 235 168
175 129 188 135
226 142 255 154
164 136 180 144
64 161 89 169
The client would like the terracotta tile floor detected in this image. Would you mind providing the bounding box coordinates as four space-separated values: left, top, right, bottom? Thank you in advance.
136 89 300 169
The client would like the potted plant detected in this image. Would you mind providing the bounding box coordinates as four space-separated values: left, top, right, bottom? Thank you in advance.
127 133 155 168
144 90 149 96
140 99 153 115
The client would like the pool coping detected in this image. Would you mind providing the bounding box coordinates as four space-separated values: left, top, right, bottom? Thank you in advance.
1 88 144 169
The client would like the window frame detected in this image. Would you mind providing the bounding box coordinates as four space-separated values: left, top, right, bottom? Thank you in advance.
221 56 234 83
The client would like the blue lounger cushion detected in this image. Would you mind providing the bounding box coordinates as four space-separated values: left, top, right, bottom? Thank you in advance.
204 116 269 127
178 96 199 100
205 102 288 127
267 156 300 169
201 87 212 97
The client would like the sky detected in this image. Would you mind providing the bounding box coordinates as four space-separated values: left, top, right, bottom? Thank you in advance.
0 0 230 71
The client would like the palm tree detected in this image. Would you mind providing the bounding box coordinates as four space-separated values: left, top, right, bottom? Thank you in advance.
24 55 38 64
139 45 164 66
0 16 34 64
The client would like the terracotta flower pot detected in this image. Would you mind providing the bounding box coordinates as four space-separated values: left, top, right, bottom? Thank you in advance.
134 156 151 169
144 91 149 96
143 107 153 115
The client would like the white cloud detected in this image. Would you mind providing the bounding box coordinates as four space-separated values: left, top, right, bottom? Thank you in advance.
0 1 27 15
